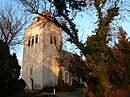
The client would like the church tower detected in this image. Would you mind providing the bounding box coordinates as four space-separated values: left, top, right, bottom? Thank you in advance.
22 10 62 90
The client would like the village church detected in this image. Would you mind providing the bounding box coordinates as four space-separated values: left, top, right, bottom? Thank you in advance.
22 10 74 90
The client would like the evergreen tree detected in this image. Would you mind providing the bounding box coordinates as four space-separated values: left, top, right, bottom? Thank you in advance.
110 28 130 89
0 40 21 96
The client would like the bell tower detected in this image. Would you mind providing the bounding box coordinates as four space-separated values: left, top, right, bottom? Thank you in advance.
22 10 62 90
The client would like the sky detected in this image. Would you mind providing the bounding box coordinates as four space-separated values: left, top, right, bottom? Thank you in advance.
0 0 130 66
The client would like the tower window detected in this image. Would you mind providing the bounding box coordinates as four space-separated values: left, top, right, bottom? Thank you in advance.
54 37 57 45
29 68 33 76
33 17 39 23
50 35 53 44
32 36 34 45
28 38 31 46
35 35 38 43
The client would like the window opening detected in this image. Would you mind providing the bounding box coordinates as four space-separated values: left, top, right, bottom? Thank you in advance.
28 38 31 46
29 68 33 76
35 35 38 43
32 36 34 45
54 37 56 45
30 78 34 91
50 34 53 44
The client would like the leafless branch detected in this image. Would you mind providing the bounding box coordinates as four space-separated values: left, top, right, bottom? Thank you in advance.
0 3 28 49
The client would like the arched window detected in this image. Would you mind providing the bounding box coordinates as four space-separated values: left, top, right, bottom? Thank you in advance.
30 78 34 91
33 17 39 23
50 34 53 44
28 38 31 46
29 68 33 76
54 37 56 45
35 35 38 43
32 36 34 45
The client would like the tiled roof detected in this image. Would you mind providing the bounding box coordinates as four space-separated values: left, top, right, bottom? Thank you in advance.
28 10 52 27
62 50 83 70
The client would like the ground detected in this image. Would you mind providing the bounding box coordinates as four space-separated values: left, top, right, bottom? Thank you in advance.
56 91 83 97
8 88 85 97
44 88 85 97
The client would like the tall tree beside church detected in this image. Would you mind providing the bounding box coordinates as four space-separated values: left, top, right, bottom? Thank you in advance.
0 40 21 96
84 30 113 96
109 28 130 89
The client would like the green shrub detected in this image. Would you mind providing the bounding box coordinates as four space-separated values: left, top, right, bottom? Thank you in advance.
42 86 56 93
72 80 84 88
58 84 77 92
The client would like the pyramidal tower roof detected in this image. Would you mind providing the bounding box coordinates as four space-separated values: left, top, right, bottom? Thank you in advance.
38 10 52 20
29 10 52 27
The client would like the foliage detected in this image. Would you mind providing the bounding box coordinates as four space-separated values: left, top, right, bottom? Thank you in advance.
72 80 84 88
0 40 23 96
17 0 130 96
69 54 87 82
42 86 56 93
109 28 130 89
85 32 112 94
57 84 77 92
17 78 26 92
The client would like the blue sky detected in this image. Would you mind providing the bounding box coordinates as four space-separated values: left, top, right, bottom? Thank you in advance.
0 0 130 66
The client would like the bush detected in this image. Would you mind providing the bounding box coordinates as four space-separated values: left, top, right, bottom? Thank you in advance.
17 79 26 92
58 84 77 92
0 40 21 96
72 80 84 88
42 86 56 93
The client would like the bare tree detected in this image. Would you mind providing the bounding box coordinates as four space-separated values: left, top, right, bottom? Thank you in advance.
0 3 28 49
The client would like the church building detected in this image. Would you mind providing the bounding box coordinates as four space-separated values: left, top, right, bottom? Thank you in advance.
22 10 62 90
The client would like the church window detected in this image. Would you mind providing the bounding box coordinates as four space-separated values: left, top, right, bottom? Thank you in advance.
30 78 34 91
28 38 31 46
54 37 57 45
33 17 39 23
29 68 33 76
35 35 38 43
32 36 34 45
50 35 53 44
